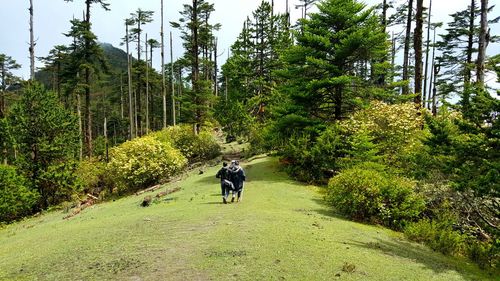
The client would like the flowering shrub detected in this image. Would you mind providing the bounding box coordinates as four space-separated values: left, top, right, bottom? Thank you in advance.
343 101 425 166
151 125 220 163
76 159 108 195
108 136 187 193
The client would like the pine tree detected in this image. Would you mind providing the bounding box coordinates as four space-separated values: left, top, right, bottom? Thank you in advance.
9 83 80 209
276 0 386 136
414 0 424 104
423 0 432 105
402 0 414 95
124 18 135 139
63 18 108 157
221 1 291 124
0 54 21 118
476 0 488 86
129 9 154 135
171 0 219 134
29 0 35 80
63 0 110 157
39 45 71 101
435 2 498 105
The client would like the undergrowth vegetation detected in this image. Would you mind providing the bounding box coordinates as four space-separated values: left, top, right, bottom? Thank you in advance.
108 136 188 193
0 164 39 223
255 100 499 269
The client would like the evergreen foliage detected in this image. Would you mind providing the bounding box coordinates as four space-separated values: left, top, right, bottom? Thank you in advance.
8 83 80 209
274 0 387 141
0 164 39 223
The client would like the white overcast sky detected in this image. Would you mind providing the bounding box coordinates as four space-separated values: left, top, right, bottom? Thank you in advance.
0 0 499 86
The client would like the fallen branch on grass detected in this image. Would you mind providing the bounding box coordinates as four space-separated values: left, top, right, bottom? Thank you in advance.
135 184 163 196
155 187 181 198
63 194 98 220
141 187 182 207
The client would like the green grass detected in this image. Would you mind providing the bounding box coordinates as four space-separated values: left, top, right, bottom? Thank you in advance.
0 156 496 280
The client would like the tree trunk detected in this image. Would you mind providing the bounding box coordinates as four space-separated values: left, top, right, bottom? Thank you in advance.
214 37 218 97
170 31 176 126
391 32 396 83
432 63 438 115
192 0 200 134
29 0 35 80
414 0 424 105
77 93 83 160
149 42 154 129
428 25 437 110
466 0 475 85
334 85 342 120
0 63 5 117
120 72 124 119
476 0 487 85
376 0 388 86
85 0 92 157
136 19 142 136
161 0 167 128
104 116 108 162
423 0 432 106
402 0 414 95
134 90 138 135
145 33 150 133
178 67 182 120
85 69 92 157
126 23 135 139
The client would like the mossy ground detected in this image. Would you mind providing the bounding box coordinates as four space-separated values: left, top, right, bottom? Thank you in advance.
0 156 496 280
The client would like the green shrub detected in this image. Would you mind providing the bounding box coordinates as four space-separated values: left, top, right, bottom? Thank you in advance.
108 136 187 193
151 125 220 163
405 219 467 256
76 159 108 195
0 118 15 164
92 135 107 157
37 161 83 207
0 164 39 223
281 125 346 183
327 163 424 228
214 99 254 139
466 239 498 269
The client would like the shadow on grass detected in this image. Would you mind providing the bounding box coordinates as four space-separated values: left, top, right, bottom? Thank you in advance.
309 198 352 221
344 238 490 280
202 201 224 205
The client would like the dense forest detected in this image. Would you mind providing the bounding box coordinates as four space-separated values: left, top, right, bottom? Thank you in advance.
0 0 499 271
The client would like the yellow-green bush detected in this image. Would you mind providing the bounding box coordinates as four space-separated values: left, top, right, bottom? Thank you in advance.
108 136 187 193
151 125 220 163
76 159 108 195
327 163 424 229
342 101 426 167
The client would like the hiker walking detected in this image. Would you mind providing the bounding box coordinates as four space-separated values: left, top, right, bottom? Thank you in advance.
230 160 246 202
216 162 234 204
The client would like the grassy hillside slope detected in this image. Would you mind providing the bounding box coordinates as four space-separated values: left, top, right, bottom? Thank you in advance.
0 156 495 281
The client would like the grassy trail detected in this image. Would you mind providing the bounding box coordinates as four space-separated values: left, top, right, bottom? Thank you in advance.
0 156 496 281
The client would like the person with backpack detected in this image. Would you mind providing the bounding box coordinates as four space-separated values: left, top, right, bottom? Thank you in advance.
216 162 234 204
230 160 246 202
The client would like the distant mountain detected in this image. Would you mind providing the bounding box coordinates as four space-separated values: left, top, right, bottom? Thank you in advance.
35 42 129 87
99 42 128 73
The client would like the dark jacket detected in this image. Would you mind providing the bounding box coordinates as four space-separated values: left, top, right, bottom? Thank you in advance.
216 167 231 181
231 166 246 190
